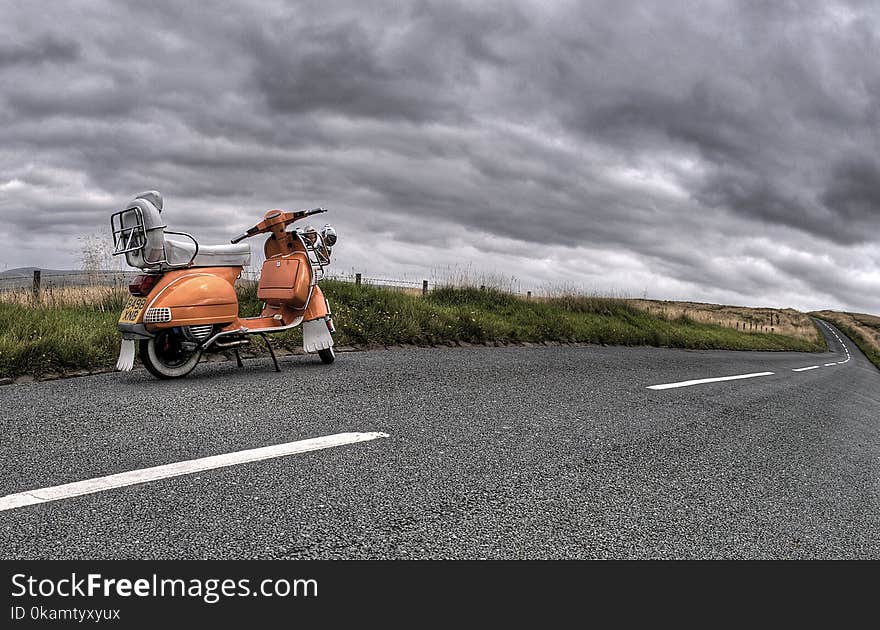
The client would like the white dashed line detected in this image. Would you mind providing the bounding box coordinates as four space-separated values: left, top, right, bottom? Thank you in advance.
815 320 851 365
647 372 775 391
651 320 854 391
0 432 390 513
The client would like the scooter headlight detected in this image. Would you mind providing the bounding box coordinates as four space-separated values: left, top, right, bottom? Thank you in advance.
320 224 337 247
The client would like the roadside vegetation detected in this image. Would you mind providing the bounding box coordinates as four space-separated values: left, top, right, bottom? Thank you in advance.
0 279 828 379
0 287 126 379
813 310 880 372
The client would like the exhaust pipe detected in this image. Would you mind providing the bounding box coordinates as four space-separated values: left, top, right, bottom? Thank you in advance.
209 338 250 350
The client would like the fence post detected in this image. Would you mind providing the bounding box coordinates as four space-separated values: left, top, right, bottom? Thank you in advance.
527 291 532 300
355 273 362 286
422 280 428 295
32 269 41 300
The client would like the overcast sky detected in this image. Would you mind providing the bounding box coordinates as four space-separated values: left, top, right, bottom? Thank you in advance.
2 0 880 312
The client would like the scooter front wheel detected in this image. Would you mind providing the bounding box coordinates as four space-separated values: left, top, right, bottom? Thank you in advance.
318 346 335 364
139 330 201 379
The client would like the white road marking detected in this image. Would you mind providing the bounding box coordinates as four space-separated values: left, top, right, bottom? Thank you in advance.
650 320 853 392
647 372 774 391
815 319 851 364
0 432 389 513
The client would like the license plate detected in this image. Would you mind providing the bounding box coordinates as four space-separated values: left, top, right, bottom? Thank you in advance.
119 297 147 324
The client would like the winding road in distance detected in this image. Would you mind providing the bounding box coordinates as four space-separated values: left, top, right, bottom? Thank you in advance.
1 319 878 559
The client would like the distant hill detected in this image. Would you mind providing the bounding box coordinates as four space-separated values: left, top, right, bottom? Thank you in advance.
813 310 880 371
0 267 73 278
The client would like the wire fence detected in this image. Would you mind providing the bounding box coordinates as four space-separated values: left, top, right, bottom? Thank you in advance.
0 268 466 298
0 270 135 290
0 268 794 336
240 269 430 294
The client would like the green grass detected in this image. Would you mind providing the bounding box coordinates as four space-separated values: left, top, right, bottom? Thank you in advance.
0 291 126 378
252 281 823 353
0 279 826 379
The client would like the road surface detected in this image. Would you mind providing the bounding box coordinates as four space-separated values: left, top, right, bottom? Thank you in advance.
1 320 878 559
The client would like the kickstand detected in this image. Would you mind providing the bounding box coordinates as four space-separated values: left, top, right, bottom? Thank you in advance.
234 349 244 368
259 333 281 372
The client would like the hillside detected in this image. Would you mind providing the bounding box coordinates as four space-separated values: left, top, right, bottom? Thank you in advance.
812 310 880 371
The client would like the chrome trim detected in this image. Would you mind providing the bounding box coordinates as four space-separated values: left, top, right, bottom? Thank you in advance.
183 324 214 342
200 316 304 350
299 282 316 312
163 230 200 267
211 338 250 349
144 307 172 323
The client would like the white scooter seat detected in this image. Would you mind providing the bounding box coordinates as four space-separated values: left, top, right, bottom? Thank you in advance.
166 239 251 267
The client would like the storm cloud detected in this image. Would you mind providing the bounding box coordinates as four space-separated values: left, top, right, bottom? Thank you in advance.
2 0 880 312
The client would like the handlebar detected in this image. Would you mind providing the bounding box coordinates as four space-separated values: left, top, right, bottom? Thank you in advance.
230 208 327 244
231 224 260 243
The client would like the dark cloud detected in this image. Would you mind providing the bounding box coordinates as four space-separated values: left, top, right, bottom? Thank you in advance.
254 21 460 123
821 155 880 223
250 1 520 123
1 1 880 312
0 35 80 68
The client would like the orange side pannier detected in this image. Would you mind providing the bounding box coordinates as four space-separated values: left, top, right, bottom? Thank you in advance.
257 254 312 308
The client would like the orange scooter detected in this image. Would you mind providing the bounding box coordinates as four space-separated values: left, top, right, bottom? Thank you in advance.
111 191 337 379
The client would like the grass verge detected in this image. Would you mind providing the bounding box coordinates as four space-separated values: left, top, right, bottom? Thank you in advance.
812 311 880 372
0 279 827 379
0 290 126 379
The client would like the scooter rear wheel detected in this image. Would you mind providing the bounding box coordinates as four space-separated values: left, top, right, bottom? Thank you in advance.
139 330 202 379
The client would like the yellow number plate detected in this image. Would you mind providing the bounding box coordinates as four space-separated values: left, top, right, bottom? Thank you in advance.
119 296 147 324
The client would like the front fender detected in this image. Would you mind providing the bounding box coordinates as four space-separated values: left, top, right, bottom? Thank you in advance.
303 284 330 321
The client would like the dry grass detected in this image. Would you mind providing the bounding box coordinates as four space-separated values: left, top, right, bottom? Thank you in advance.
813 311 880 352
0 285 128 310
812 310 880 370
430 264 522 294
627 299 821 343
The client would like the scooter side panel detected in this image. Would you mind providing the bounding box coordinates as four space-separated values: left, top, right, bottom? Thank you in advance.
144 267 240 328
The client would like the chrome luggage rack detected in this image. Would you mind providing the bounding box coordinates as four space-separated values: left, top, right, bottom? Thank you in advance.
110 206 199 268
293 228 332 282
110 206 149 255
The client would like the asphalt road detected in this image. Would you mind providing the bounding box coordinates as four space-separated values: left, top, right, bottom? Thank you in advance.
1 320 879 559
